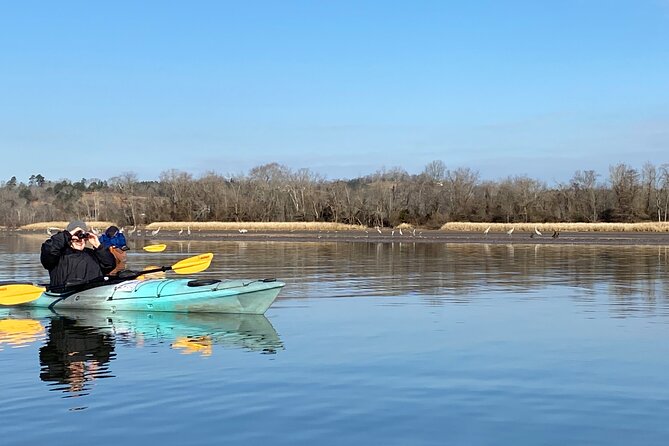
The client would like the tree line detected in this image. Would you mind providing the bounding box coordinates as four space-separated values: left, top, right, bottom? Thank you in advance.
2 161 669 229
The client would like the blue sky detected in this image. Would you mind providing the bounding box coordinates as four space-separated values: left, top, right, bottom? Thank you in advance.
1 1 668 184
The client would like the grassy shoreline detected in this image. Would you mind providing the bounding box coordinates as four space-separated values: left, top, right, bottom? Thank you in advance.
13 221 669 233
441 222 669 233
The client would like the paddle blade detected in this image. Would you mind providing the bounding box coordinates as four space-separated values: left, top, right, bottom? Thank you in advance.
0 284 46 305
170 253 214 274
143 244 167 252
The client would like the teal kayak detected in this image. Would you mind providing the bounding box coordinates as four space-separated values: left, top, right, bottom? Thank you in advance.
20 278 285 314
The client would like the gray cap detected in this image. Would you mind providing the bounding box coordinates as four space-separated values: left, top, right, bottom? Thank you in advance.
66 220 88 232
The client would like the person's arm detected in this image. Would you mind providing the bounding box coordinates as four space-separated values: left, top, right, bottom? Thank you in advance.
88 233 118 274
40 231 71 271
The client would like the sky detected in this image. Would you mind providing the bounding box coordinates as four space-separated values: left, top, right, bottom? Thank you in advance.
1 0 668 184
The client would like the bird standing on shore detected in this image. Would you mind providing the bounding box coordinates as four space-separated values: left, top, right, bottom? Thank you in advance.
483 226 491 236
534 227 542 237
507 227 514 237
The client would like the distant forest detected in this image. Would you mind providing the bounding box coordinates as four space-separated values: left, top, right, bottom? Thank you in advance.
2 161 669 228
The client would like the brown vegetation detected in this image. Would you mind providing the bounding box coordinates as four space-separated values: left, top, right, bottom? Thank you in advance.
442 222 669 233
3 161 669 231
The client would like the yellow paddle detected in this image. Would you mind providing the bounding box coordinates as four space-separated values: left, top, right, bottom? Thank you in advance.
0 284 46 305
143 244 167 252
0 253 215 306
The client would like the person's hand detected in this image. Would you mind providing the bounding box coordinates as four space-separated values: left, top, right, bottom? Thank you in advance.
88 232 101 249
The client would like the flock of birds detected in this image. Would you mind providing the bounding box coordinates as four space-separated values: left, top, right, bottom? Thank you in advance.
483 225 560 239
47 225 193 237
46 224 561 240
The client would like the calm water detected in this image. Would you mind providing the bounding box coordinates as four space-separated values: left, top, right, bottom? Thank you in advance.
1 234 669 445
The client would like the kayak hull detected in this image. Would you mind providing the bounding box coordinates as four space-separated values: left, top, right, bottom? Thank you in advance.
21 278 285 314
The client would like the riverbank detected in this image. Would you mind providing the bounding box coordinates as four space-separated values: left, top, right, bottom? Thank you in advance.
12 221 669 246
130 228 669 246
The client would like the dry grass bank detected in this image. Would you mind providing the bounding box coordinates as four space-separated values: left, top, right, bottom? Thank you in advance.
441 222 669 233
145 221 367 231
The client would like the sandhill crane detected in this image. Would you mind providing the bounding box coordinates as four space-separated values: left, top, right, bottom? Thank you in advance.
151 227 161 236
552 230 560 238
483 225 491 236
507 227 514 237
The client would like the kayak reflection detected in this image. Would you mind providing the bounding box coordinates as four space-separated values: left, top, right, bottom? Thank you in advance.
2 309 283 397
55 310 284 355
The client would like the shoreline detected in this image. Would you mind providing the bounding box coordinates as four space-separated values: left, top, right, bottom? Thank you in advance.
127 229 669 246
11 229 669 246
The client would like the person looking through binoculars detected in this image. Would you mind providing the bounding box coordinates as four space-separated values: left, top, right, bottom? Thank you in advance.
40 220 116 290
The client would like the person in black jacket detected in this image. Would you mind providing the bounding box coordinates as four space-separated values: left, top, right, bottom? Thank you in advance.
40 220 117 290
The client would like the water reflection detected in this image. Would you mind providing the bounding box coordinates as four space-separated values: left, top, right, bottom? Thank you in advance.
2 235 669 316
39 316 116 397
0 317 45 349
0 309 283 400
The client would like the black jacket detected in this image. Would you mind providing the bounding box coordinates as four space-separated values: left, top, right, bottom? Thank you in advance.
40 231 117 290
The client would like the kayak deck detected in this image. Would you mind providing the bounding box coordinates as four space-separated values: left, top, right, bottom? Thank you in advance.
22 278 285 314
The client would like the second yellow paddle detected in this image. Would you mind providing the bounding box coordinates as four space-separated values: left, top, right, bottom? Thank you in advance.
143 244 167 252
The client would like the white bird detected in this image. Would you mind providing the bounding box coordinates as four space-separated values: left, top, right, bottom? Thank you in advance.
483 225 491 236
151 227 161 236
391 230 395 237
187 226 191 236
399 228 403 236
534 227 542 236
376 226 382 234
507 227 514 236
178 228 183 236
239 229 248 233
